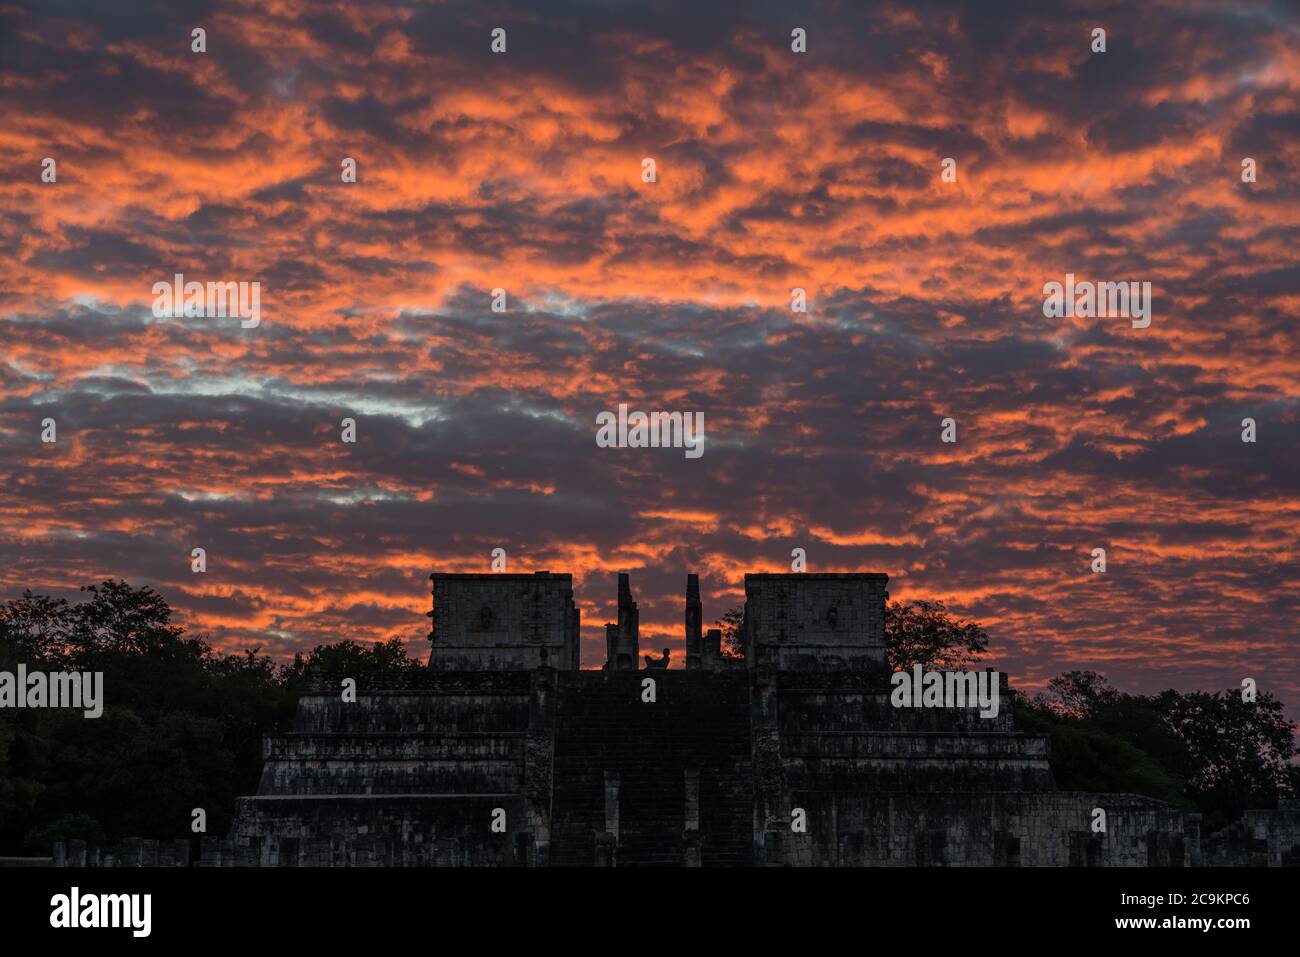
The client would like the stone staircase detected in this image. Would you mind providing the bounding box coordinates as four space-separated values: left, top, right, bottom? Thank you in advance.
549 670 752 866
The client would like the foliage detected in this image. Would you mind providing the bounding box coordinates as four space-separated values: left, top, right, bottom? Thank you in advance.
1020 671 1298 833
883 599 988 670
0 581 424 853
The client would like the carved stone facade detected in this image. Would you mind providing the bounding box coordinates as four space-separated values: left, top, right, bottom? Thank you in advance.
427 572 579 671
743 572 889 671
228 570 1297 866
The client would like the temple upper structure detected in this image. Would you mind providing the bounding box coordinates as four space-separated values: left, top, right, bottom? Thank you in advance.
427 572 579 671
427 569 891 673
741 572 889 671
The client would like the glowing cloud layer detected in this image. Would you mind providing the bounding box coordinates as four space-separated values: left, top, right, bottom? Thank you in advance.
0 1 1296 707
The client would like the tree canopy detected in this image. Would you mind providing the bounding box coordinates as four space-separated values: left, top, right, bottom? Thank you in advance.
1018 670 1299 833
0 580 424 853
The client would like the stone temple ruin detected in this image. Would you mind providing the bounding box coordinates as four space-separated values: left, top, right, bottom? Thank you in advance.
229 571 1300 866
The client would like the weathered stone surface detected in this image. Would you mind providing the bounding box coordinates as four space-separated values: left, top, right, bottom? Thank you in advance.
220 569 1290 867
428 572 579 671
743 573 889 671
1202 800 1300 866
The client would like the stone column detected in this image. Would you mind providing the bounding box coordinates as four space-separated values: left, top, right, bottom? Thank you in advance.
683 768 702 866
596 771 620 866
685 574 703 669
603 573 640 669
751 663 784 865
524 663 556 866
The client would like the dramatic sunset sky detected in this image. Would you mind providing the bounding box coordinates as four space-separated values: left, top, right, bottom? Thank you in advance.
1 1 1296 704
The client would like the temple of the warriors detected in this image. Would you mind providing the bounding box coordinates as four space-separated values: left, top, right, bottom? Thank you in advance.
228 571 1299 866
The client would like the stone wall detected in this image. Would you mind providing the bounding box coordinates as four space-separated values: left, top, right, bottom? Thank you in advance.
742 573 889 671
0 838 191 868
231 795 529 866
428 572 579 671
1202 800 1300 866
232 669 550 866
761 791 1200 866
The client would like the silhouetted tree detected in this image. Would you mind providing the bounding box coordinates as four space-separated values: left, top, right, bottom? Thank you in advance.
1154 688 1297 831
717 607 745 658
1040 669 1121 718
884 598 988 670
1022 671 1298 833
284 637 427 680
0 581 426 854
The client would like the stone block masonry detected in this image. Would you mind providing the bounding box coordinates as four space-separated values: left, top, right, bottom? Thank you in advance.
743 573 889 671
222 570 1293 867
428 572 579 671
233 668 546 866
